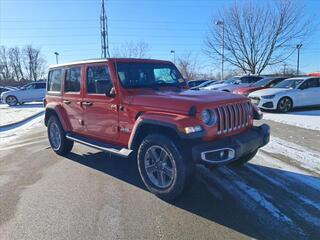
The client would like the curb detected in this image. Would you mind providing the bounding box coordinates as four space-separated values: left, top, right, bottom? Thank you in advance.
0 111 45 131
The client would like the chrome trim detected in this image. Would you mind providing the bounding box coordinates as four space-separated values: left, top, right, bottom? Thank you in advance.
200 148 236 163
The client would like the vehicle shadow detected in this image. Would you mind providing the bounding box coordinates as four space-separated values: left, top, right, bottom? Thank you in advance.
65 151 320 240
263 106 320 116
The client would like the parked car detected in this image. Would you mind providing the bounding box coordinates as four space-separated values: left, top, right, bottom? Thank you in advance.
0 81 46 106
190 80 216 90
233 77 288 96
309 72 320 77
248 77 320 113
187 79 208 88
203 75 263 92
44 58 269 200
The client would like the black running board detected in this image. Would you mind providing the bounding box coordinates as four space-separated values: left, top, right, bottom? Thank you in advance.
66 133 132 157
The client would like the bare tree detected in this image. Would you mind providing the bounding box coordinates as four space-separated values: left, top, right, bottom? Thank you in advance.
23 45 46 81
112 41 150 58
204 0 312 74
176 53 199 80
0 46 12 81
9 47 25 81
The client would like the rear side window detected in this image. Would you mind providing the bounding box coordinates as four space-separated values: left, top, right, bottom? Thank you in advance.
36 82 46 89
47 69 62 92
87 66 112 94
65 67 81 92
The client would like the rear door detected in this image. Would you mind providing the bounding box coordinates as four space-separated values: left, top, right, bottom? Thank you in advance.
62 66 85 134
82 63 119 142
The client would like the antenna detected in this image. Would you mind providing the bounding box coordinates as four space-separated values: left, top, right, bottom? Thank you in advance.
100 0 110 58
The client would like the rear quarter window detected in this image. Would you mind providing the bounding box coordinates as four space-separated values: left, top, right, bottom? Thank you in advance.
48 69 62 92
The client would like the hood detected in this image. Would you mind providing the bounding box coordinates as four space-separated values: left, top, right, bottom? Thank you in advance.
249 88 290 97
204 83 230 90
131 89 247 113
1 89 18 97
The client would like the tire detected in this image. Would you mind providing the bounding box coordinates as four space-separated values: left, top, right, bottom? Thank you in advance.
277 97 293 113
137 134 192 201
6 95 18 106
231 150 258 167
47 115 73 155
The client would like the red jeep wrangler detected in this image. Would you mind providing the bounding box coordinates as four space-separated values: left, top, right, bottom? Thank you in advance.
44 58 270 200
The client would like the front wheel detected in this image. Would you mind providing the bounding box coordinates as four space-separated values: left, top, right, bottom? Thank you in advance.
277 97 292 113
47 115 73 155
137 134 192 201
6 96 18 106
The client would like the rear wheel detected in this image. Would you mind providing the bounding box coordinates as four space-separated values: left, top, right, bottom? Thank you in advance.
6 96 18 106
137 134 192 201
277 97 292 113
47 115 73 155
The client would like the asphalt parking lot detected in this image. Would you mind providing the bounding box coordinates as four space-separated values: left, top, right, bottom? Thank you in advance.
0 115 319 240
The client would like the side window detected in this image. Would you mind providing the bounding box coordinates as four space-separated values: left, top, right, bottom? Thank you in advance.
87 66 113 94
48 69 62 92
300 78 319 89
65 67 81 92
36 82 46 89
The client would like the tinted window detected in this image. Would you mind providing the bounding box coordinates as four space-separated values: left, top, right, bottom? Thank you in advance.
241 76 262 83
87 66 112 94
65 67 81 92
48 69 62 92
36 82 46 89
300 78 320 89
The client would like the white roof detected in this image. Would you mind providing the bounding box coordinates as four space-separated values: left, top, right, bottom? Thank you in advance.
49 58 108 69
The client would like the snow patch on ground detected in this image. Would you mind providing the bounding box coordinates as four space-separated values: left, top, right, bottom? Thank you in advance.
263 110 320 131
262 136 320 174
0 103 44 126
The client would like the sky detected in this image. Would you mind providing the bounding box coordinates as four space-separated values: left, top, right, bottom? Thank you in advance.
0 0 319 76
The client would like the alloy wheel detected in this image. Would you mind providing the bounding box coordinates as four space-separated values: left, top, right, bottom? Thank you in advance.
49 122 61 150
144 145 176 189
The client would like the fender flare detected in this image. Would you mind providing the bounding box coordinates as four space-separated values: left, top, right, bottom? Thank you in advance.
45 104 71 131
128 115 205 150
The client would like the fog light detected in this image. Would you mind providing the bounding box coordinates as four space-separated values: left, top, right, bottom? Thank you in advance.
184 125 203 134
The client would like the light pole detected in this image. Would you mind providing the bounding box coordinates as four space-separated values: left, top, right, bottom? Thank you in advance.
170 50 176 64
216 20 224 80
296 44 302 75
54 52 59 64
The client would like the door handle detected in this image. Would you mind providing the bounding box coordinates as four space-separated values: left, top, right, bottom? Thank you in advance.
63 100 71 105
82 101 93 107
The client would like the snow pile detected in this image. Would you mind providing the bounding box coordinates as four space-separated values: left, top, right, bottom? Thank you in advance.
0 103 44 127
263 110 320 131
262 136 320 174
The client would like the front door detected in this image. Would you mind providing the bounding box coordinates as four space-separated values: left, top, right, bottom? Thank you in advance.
82 63 119 142
298 78 320 106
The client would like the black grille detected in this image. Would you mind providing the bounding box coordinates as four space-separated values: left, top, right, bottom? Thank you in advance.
215 102 252 135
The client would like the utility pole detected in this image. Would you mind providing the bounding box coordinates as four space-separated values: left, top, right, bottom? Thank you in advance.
170 50 175 64
296 44 302 75
100 0 110 58
54 52 59 64
216 20 224 80
283 63 287 75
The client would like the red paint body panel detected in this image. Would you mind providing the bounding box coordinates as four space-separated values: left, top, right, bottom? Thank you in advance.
46 58 254 148
233 86 268 95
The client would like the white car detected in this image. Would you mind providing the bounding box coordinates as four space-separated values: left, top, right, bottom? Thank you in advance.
1 81 46 106
203 76 262 92
248 77 320 113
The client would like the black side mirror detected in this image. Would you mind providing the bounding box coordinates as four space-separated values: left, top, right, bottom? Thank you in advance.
105 87 116 97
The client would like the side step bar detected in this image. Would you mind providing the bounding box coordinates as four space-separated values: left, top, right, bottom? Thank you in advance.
66 133 132 158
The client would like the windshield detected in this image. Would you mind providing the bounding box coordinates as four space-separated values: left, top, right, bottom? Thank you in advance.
196 80 214 88
224 78 239 84
273 79 304 89
252 78 273 87
116 62 185 88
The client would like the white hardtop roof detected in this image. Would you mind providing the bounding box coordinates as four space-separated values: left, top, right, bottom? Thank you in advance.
49 58 108 69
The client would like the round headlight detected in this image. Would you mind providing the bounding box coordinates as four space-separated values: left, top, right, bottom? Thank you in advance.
201 109 216 126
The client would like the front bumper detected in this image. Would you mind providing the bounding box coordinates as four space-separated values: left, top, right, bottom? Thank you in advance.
192 124 270 166
249 96 277 110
